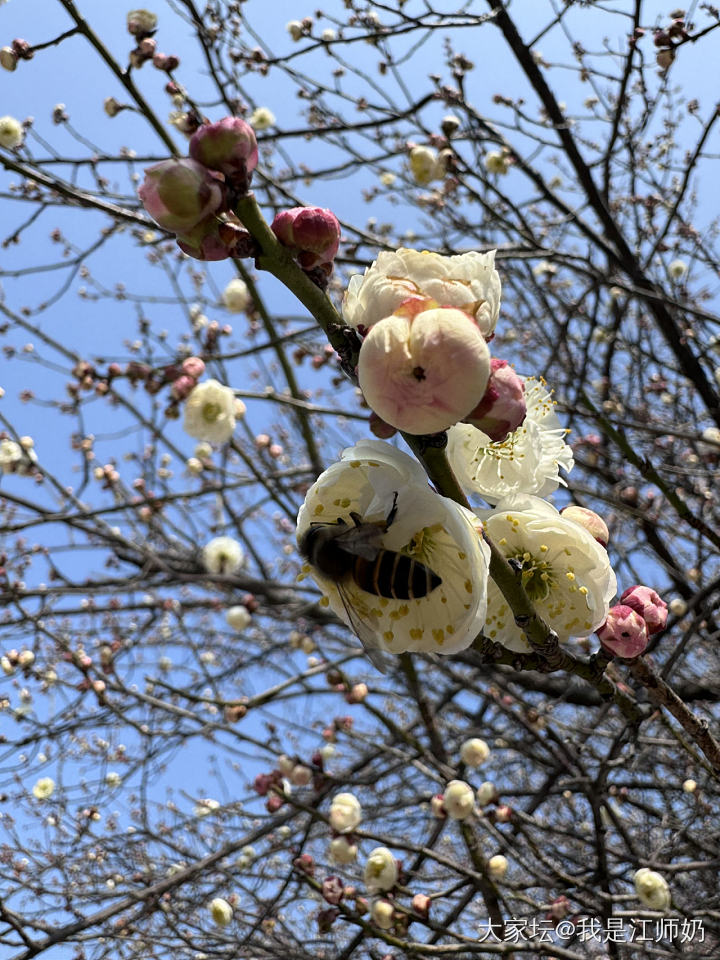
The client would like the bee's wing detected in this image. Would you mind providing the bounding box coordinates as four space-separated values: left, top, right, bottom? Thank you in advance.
335 579 390 675
333 522 384 561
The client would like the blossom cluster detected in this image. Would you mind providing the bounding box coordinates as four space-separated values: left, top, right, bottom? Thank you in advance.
296 244 665 669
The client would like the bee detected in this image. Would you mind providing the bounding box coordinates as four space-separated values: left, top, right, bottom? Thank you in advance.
298 493 442 672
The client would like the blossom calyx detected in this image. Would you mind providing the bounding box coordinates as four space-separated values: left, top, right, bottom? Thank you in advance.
619 585 668 635
357 301 491 435
596 604 649 660
189 117 258 188
138 158 225 234
462 358 526 442
271 207 341 268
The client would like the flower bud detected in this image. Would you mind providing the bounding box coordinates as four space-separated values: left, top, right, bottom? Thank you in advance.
0 116 24 150
476 781 497 806
322 876 345 905
12 39 32 61
619 585 668 635
225 605 251 630
0 47 18 72
682 779 697 793
357 302 491 435
462 359 526 441
412 893 431 918
290 764 312 786
152 52 180 71
487 854 508 880
494 805 512 823
669 597 687 617
409 144 442 186
329 792 362 833
669 259 687 279
294 853 314 875
271 207 341 268
127 10 158 37
441 114 461 137
560 505 609 548
484 150 510 175
171 374 196 400
364 847 398 893
104 97 125 118
287 20 304 41
181 356 205 380
138 158 224 234
459 737 490 767
443 780 475 820
371 899 395 930
368 411 398 439
430 794 446 818
209 897 233 927
345 682 368 704
189 117 258 187
329 836 358 864
176 216 235 261
634 868 671 910
222 277 250 313
596 604 649 660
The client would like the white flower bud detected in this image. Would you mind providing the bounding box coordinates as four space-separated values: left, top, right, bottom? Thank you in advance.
487 854 508 880
459 737 490 767
0 115 24 150
668 259 687 279
682 779 697 793
225 605 251 630
371 899 394 929
476 781 497 806
443 780 475 820
209 897 233 927
329 835 358 864
286 20 304 41
668 598 687 617
634 868 671 910
329 792 362 833
364 847 398 892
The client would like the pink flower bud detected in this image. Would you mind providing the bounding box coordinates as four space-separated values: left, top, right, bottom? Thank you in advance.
266 793 284 813
494 805 512 823
560 505 609 548
271 207 341 267
176 216 234 261
462 358 526 442
322 876 345 906
596 604 649 659
182 356 206 379
152 52 180 72
189 117 258 187
368 411 398 439
412 893 431 918
171 374 197 400
357 301 491 435
619 585 668 635
430 794 446 818
138 158 224 234
293 853 314 875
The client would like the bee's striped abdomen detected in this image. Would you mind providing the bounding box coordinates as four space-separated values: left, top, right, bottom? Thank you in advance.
353 550 442 600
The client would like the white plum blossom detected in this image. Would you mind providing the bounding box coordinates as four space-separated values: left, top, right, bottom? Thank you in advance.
32 777 55 800
447 376 574 504
0 115 23 149
225 605 252 630
209 897 233 927
194 798 220 817
202 536 244 575
634 868 671 910
222 278 250 313
460 738 490 767
0 437 36 475
296 440 490 657
329 835 358 864
408 145 443 185
443 780 475 820
484 150 509 174
364 847 398 892
329 792 362 833
343 247 501 339
249 107 275 130
286 20 304 41
480 495 617 653
487 854 508 879
183 379 236 444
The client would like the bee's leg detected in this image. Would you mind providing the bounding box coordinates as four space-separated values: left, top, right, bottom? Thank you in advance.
349 512 363 527
385 491 399 529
